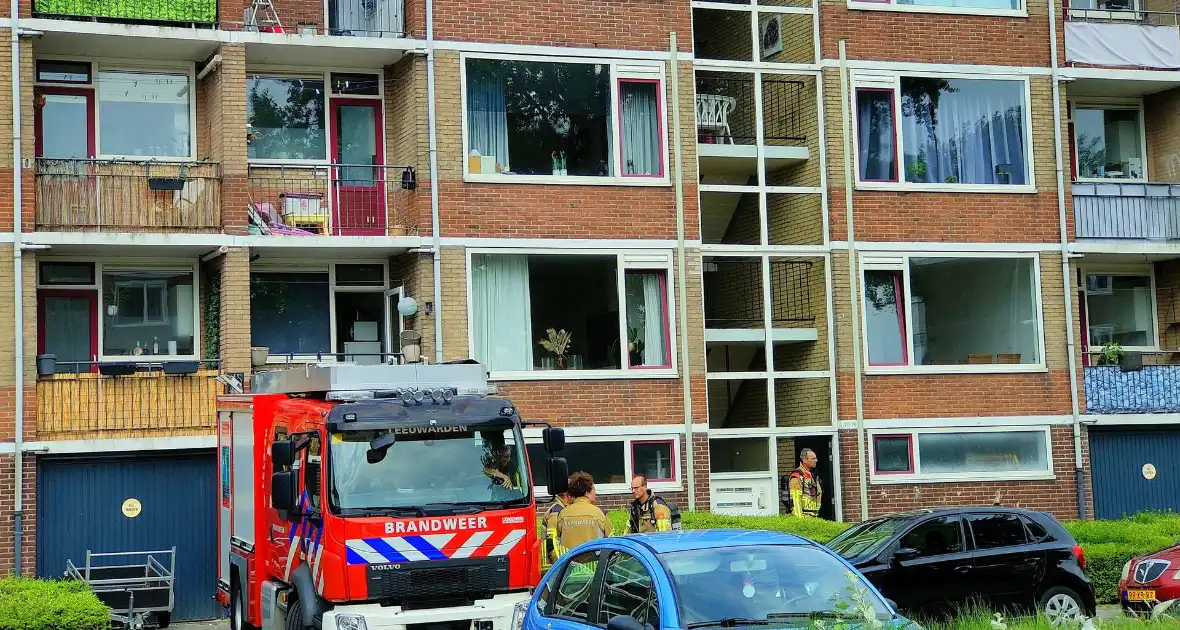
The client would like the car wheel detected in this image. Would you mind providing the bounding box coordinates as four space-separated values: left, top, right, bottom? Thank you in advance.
1040 586 1085 626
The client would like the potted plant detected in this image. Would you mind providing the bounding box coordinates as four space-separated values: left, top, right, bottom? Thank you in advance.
538 328 572 369
1095 341 1125 366
550 151 567 177
627 327 645 366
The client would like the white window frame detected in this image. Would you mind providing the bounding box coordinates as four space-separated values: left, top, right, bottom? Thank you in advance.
1082 265 1159 353
523 429 683 496
1070 99 1148 183
867 425 1055 484
465 248 678 381
251 260 394 364
35 56 198 161
459 52 671 187
245 66 387 167
850 71 1036 194
858 252 1047 375
846 0 1027 18
110 279 170 328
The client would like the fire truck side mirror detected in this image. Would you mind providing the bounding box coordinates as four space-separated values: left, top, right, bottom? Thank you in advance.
366 433 398 464
271 470 298 514
547 457 569 495
272 440 296 469
542 427 565 453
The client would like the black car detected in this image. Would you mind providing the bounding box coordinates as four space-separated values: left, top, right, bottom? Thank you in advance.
825 507 1096 623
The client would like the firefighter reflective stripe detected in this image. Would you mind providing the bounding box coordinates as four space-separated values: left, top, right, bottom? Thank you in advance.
344 529 527 565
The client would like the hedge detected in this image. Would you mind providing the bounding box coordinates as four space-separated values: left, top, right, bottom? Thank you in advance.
33 0 217 23
605 510 1180 605
0 578 109 630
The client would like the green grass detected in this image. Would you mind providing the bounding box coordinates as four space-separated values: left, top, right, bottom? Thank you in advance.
33 0 217 23
0 578 109 630
604 510 1180 606
928 609 1180 630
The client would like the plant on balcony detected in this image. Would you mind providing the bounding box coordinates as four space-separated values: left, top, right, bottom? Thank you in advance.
538 328 572 369
34 0 217 23
1095 340 1126 366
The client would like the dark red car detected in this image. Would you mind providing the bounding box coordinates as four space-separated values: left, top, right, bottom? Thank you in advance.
1119 543 1180 618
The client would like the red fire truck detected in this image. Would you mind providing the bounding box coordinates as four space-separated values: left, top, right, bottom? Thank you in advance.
216 362 568 630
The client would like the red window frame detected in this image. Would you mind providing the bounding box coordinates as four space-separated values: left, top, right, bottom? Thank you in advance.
34 86 96 159
36 289 99 373
631 439 676 483
624 270 672 369
865 270 909 367
616 78 666 179
853 87 899 183
872 434 914 475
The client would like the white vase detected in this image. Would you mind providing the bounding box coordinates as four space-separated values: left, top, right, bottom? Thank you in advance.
559 169 568 176
552 169 561 176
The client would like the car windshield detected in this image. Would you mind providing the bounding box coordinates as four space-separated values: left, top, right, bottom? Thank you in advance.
660 545 893 627
825 517 908 559
328 422 530 512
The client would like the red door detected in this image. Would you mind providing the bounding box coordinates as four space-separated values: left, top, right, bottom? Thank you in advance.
329 99 386 236
37 290 98 373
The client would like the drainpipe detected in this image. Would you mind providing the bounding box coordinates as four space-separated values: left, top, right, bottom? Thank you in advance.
11 0 25 573
1047 0 1086 519
669 33 695 510
424 0 443 363
837 41 868 521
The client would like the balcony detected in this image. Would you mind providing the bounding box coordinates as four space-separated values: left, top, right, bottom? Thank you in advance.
1085 362 1180 414
247 163 415 237
1073 182 1180 240
36 361 229 440
35 159 221 232
240 0 406 37
1065 4 1180 69
695 73 812 185
32 0 218 25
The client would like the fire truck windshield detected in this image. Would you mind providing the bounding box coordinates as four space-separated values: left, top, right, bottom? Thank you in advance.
328 422 531 513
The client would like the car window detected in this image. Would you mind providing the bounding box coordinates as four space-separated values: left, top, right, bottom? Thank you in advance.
967 513 1029 550
552 551 600 621
598 552 660 628
1021 516 1050 543
898 516 964 557
536 566 559 616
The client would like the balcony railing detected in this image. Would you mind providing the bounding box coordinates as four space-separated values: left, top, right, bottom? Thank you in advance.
695 75 807 146
1065 3 1180 68
248 163 414 237
703 260 815 328
1084 360 1180 414
1073 181 1180 240
239 0 406 37
36 361 231 438
33 0 217 25
35 159 221 231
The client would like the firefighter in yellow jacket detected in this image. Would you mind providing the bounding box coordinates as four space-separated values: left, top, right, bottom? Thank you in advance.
555 472 611 557
625 475 672 534
787 448 823 518
541 490 571 569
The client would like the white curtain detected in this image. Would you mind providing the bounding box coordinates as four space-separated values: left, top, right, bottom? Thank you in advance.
856 91 895 181
626 273 668 366
471 254 532 371
467 71 510 172
621 82 661 176
901 79 1027 185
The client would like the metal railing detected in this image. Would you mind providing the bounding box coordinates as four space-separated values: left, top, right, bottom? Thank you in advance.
248 163 415 237
1084 351 1180 414
32 0 218 25
1065 2 1180 25
36 361 232 435
235 0 407 37
695 74 807 146
35 159 221 231
1072 181 1180 240
703 260 815 328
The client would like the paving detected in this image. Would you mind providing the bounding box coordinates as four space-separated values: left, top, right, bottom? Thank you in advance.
172 621 229 630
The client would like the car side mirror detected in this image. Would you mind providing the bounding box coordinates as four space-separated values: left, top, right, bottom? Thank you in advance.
547 457 569 495
606 616 646 630
272 440 295 469
543 427 565 453
892 547 920 564
271 470 298 515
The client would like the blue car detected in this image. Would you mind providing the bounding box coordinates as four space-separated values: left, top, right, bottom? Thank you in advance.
511 530 918 630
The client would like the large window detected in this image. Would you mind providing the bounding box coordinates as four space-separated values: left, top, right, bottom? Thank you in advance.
862 255 1042 370
469 252 673 376
854 76 1030 189
102 269 196 358
464 57 666 181
35 62 194 160
526 435 678 494
247 76 327 161
1085 272 1156 349
1073 105 1144 180
870 428 1052 481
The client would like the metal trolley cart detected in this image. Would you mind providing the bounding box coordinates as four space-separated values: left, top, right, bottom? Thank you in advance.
65 548 176 629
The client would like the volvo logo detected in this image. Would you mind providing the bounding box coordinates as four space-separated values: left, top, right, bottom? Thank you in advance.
1134 559 1170 584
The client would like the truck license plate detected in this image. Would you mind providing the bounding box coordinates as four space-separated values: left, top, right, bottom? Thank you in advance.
1127 589 1155 602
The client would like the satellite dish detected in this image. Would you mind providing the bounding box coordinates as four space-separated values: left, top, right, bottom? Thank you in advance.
397 296 419 317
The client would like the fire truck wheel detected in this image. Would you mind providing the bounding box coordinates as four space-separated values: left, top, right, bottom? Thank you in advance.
156 612 171 628
285 600 304 630
231 579 256 630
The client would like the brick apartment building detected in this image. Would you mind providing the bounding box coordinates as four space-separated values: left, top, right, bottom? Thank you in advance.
0 0 1176 621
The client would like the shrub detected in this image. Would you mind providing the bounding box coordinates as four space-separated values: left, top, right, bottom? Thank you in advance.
607 510 852 542
0 578 109 630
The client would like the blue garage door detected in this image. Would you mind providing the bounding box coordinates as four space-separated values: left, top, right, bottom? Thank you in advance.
1090 428 1180 520
37 452 220 621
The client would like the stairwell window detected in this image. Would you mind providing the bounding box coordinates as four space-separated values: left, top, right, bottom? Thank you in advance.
852 75 1032 192
462 55 668 184
861 254 1045 373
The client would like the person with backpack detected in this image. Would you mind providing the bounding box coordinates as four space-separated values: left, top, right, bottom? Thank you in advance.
541 489 571 569
626 475 682 534
783 448 823 518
